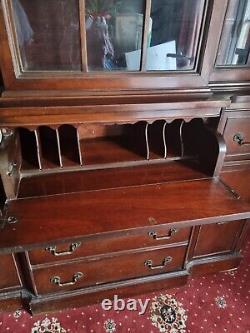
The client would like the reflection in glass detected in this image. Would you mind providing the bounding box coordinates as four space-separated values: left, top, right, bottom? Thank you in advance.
10 0 207 73
86 0 145 71
216 0 250 67
146 0 205 71
11 0 81 71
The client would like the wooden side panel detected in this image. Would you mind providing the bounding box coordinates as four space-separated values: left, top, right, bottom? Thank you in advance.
0 254 21 291
218 110 250 164
222 168 250 203
193 220 245 257
0 130 21 199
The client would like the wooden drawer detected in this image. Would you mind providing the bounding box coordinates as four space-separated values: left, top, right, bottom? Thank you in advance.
28 225 191 266
193 220 245 258
0 254 21 291
222 112 250 160
32 245 187 295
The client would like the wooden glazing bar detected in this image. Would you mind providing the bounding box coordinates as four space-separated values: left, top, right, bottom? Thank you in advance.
79 0 88 72
4 0 23 74
140 0 152 71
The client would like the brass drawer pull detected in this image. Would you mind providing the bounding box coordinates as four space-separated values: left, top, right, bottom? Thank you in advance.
145 256 173 270
46 242 81 256
50 272 84 287
233 133 250 146
149 228 178 241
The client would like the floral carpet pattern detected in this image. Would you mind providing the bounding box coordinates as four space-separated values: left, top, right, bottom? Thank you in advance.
0 236 249 333
150 294 187 333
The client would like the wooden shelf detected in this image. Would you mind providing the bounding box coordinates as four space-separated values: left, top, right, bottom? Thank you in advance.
79 123 148 165
18 161 207 198
80 136 147 165
2 178 250 252
16 121 199 172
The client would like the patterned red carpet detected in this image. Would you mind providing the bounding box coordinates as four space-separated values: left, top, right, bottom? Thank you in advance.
0 236 249 333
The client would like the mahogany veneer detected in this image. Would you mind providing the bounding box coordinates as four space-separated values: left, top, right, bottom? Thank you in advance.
0 0 250 314
222 168 250 203
31 245 187 295
193 220 245 257
18 162 207 198
28 226 191 266
2 179 250 252
219 110 250 162
0 254 21 290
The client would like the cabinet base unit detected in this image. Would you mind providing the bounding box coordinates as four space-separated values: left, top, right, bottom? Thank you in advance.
0 118 249 313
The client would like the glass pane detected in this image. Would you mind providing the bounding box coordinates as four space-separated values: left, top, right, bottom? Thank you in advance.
86 0 145 71
216 0 250 67
146 0 205 71
11 0 81 71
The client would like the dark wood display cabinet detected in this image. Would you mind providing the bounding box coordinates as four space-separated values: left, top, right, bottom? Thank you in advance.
0 0 250 314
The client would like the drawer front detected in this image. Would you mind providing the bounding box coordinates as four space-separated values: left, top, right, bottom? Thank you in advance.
0 254 21 291
223 115 250 160
193 220 245 258
32 245 187 295
28 225 191 266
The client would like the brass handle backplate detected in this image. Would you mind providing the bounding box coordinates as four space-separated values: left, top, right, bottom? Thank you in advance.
50 272 84 287
149 228 178 241
46 242 81 256
233 133 250 146
145 256 173 270
7 216 18 224
0 216 18 230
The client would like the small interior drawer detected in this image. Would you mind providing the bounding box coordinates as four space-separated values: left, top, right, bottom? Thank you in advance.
193 220 245 258
223 114 250 160
28 226 191 266
32 245 187 295
0 254 21 291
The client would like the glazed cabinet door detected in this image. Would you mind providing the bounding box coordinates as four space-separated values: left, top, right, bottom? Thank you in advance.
209 0 250 84
7 0 82 72
0 0 218 91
